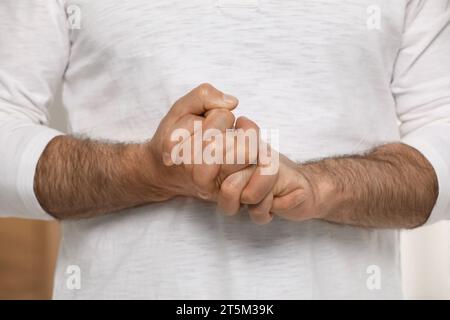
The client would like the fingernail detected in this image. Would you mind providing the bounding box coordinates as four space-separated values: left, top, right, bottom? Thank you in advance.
222 94 238 105
162 152 173 166
197 191 211 200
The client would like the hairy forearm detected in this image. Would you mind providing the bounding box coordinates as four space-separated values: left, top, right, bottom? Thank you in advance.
299 143 438 229
34 136 168 220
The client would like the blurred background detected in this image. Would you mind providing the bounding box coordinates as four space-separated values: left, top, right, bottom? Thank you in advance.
0 219 59 299
0 104 449 300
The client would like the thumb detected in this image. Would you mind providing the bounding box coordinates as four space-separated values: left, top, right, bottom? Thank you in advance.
169 83 238 119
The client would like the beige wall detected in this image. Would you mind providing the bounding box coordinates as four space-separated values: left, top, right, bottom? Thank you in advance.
0 219 59 299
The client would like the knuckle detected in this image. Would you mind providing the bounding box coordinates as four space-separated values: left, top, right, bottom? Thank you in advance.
220 180 237 199
196 83 215 98
222 109 235 123
243 189 264 204
250 122 260 132
208 108 235 124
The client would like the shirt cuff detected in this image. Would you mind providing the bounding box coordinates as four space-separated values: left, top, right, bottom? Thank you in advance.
0 122 64 221
18 128 63 220
402 123 450 226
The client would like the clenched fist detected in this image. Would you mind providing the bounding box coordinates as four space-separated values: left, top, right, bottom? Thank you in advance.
145 83 264 202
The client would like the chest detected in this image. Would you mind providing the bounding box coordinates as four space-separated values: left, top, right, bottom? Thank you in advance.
67 0 405 63
62 0 404 149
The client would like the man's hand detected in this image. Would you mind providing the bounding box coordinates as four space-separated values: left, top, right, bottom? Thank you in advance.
217 152 310 225
144 83 239 201
35 83 254 219
218 143 438 229
146 84 280 203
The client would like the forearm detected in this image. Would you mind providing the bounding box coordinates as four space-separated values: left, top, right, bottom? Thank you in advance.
33 85 240 220
34 136 168 220
300 143 438 229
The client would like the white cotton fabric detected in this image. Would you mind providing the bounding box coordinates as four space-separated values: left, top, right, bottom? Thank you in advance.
0 0 449 299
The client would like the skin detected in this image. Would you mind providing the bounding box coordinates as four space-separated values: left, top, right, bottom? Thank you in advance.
35 84 263 219
218 144 438 228
35 84 438 228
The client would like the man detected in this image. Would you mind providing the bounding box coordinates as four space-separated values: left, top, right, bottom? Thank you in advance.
0 0 449 299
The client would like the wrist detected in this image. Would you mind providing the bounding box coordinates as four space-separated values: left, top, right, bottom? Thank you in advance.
297 162 341 220
127 143 174 203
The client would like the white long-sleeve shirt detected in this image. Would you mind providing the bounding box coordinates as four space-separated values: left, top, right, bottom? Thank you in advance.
1 0 449 299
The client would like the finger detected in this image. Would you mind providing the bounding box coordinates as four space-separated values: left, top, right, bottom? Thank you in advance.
170 83 238 119
240 165 278 205
220 116 260 178
192 109 236 198
257 141 280 178
271 189 307 214
232 116 260 165
248 192 274 225
240 147 279 205
163 108 235 166
238 135 279 205
217 166 256 216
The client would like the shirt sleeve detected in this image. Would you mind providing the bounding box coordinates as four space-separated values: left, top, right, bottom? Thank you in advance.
0 0 69 220
392 0 450 225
